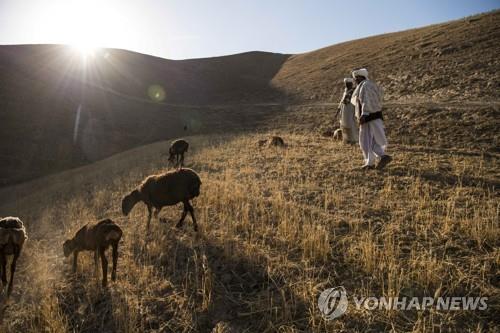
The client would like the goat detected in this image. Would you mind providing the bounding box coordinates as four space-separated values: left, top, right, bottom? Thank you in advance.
168 139 189 168
122 168 202 231
0 217 27 296
63 219 122 287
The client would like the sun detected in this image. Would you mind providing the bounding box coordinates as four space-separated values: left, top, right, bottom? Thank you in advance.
71 43 98 59
35 0 125 58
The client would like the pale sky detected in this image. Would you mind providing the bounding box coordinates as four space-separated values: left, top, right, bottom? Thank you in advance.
0 0 498 59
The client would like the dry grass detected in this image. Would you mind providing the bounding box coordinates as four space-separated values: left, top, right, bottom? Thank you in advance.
0 123 497 332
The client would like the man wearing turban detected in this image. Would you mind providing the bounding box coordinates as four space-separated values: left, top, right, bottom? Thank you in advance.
335 78 358 144
350 68 392 170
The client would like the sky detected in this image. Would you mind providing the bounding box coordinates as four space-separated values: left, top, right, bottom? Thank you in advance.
0 0 498 59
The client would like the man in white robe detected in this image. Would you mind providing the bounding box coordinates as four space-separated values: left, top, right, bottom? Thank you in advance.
350 68 392 170
336 78 358 144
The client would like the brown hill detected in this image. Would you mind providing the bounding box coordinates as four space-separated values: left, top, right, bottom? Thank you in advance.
0 46 289 185
1 11 499 186
272 10 500 102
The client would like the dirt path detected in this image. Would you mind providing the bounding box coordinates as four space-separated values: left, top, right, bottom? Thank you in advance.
78 78 500 109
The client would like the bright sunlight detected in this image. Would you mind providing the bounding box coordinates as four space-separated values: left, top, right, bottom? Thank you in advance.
33 0 132 56
71 43 98 59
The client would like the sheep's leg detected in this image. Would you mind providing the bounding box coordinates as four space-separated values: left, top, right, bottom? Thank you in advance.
175 202 189 229
186 200 198 232
111 243 118 282
99 247 108 287
72 251 79 273
94 250 99 278
146 205 153 230
7 249 19 296
0 254 6 287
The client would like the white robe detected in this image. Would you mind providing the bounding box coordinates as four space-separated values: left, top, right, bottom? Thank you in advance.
339 89 358 143
352 80 388 166
359 119 387 166
340 103 358 143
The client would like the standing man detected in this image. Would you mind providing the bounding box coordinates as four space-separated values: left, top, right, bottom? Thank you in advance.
351 68 392 170
336 78 358 144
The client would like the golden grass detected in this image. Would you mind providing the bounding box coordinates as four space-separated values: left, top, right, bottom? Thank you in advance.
0 130 498 332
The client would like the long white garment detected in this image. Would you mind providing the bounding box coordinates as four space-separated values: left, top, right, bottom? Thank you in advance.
359 119 387 166
339 88 358 143
340 103 358 143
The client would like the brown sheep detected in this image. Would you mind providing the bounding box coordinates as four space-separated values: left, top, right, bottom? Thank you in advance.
270 136 286 147
168 139 189 168
0 217 27 296
122 168 202 231
63 219 122 287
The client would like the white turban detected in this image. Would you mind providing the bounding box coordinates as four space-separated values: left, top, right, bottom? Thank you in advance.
343 78 354 84
352 68 369 79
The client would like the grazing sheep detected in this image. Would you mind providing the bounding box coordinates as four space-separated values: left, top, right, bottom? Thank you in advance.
168 139 189 168
270 136 285 147
122 168 202 231
333 129 342 140
0 217 27 296
63 219 122 287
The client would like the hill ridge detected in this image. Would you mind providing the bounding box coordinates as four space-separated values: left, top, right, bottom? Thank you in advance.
0 10 498 185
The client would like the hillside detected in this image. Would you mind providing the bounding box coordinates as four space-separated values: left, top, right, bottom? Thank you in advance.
0 45 289 186
272 10 500 102
0 124 497 332
1 11 499 186
0 10 498 333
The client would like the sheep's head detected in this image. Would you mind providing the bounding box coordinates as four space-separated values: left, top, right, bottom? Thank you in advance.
122 190 141 216
63 239 75 257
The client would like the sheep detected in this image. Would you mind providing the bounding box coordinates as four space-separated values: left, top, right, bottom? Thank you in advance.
270 136 285 147
0 217 27 296
168 139 189 168
63 219 122 287
122 168 202 231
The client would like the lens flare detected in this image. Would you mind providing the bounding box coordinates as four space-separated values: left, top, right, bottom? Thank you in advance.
147 85 166 102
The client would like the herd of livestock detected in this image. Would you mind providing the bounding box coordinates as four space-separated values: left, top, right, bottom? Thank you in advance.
0 138 197 293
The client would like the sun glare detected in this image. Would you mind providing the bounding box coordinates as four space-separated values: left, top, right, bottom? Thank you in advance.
72 43 98 59
35 0 131 58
